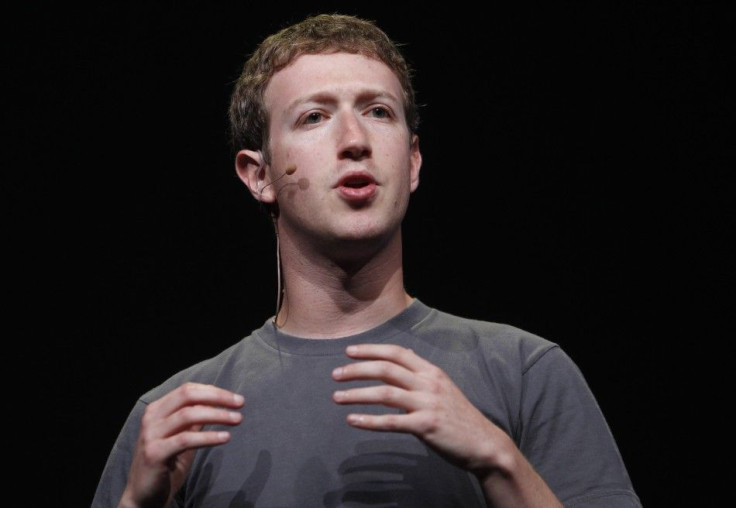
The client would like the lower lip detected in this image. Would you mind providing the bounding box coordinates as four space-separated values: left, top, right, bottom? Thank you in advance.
338 183 377 202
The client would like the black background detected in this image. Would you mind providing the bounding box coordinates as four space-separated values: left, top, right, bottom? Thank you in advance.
5 2 732 506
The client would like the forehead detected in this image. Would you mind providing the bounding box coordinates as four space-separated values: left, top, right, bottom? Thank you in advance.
264 52 403 113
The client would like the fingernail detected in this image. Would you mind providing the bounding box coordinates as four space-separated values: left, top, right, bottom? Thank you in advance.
234 394 245 405
332 367 343 378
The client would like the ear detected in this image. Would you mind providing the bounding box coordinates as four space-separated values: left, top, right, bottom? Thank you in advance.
409 135 422 193
235 149 275 203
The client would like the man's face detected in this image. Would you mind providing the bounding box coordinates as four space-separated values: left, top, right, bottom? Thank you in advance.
262 52 421 256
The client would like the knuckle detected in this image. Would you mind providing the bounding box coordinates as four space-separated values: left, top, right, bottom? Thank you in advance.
427 398 442 412
427 414 441 432
181 382 198 397
419 413 440 434
141 442 162 465
179 405 198 422
171 432 188 449
378 362 392 377
140 409 155 428
427 364 444 379
426 377 442 394
379 385 395 402
384 414 400 430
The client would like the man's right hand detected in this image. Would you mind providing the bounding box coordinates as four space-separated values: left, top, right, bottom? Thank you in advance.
118 382 244 508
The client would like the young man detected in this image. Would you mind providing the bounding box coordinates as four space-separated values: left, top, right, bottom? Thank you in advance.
93 14 641 508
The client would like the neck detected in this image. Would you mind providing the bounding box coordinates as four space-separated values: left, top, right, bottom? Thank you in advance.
273 231 412 338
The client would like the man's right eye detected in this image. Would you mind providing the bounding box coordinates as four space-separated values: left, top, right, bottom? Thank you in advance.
303 112 323 124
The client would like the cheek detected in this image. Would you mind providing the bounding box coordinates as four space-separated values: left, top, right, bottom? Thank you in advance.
287 141 331 177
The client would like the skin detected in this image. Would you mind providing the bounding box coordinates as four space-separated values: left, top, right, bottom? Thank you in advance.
331 344 563 507
237 52 421 338
118 383 244 508
119 52 562 507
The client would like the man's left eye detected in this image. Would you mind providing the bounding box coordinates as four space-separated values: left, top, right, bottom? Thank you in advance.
369 107 390 118
304 112 323 124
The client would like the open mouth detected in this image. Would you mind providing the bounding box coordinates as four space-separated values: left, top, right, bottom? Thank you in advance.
337 173 377 201
341 175 373 188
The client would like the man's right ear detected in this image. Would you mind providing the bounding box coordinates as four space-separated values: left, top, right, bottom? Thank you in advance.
235 149 273 203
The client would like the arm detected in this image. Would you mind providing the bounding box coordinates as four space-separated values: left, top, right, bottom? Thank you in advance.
117 382 244 508
331 344 562 508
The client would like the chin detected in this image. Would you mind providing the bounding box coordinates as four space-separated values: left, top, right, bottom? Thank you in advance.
326 226 399 262
339 221 395 245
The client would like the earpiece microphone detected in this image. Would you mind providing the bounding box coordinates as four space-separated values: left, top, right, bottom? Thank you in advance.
260 164 297 324
259 164 297 194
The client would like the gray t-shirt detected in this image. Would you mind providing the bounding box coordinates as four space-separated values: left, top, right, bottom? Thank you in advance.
92 299 641 507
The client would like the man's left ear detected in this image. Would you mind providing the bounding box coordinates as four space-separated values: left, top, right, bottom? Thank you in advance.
409 135 422 192
235 149 273 203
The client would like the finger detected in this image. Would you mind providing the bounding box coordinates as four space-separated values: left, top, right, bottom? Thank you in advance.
344 411 423 433
344 344 427 371
332 359 415 389
152 405 243 439
144 427 235 465
333 384 422 411
149 382 245 419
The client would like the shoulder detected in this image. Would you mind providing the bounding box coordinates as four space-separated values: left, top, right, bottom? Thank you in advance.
411 302 561 371
137 331 262 405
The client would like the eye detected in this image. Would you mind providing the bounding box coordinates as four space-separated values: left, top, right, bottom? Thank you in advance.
302 111 324 125
368 106 392 119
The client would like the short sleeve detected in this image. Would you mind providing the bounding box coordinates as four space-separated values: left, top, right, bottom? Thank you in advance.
91 401 146 508
519 347 641 507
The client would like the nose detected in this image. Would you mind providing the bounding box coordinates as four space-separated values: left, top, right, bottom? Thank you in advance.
336 110 371 161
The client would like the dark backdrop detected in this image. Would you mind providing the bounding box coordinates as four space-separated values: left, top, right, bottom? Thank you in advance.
5 2 731 506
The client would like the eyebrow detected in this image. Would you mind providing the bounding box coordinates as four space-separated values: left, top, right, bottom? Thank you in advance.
283 89 401 115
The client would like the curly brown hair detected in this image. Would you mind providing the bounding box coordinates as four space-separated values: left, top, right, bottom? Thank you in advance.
228 13 419 160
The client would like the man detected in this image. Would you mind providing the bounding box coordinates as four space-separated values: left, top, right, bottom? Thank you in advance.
93 13 641 507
